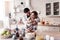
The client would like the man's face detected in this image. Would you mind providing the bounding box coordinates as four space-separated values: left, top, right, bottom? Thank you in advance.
26 11 30 17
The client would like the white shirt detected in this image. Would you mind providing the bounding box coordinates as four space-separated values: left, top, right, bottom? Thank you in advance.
22 14 29 25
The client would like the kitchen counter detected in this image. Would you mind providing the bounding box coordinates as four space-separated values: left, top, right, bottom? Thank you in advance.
38 24 60 27
36 24 60 40
36 32 60 40
37 31 60 37
37 25 60 32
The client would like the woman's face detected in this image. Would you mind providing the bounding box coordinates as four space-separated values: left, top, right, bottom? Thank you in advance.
30 13 35 19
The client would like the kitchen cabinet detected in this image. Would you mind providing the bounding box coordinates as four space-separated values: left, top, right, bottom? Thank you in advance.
53 2 59 15
46 2 60 16
46 3 51 15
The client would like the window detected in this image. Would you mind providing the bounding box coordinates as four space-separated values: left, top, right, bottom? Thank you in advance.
53 2 59 15
46 3 51 15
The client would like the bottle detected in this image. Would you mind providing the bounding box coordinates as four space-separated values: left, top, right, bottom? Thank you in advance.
41 18 45 25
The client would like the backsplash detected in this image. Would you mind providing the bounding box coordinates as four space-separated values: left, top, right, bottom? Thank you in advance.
39 16 60 25
37 25 60 32
44 17 60 25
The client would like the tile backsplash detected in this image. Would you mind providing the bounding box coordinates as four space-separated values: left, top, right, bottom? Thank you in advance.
37 26 60 32
39 17 60 25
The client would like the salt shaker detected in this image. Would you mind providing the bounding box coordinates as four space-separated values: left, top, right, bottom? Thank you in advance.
50 36 54 40
45 35 50 40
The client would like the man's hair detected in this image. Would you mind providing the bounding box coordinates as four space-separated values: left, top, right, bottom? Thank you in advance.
24 8 30 13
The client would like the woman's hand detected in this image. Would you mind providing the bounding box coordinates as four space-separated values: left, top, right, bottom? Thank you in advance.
27 20 32 24
32 21 37 25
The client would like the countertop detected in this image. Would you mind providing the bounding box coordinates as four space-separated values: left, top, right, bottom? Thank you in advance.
36 31 60 40
38 24 60 27
37 24 60 40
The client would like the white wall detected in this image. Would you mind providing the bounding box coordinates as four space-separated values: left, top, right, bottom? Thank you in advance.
0 0 12 28
0 0 5 20
0 0 6 28
4 0 15 28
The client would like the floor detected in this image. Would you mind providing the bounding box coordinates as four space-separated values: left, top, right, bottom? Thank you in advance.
0 38 19 40
0 38 13 40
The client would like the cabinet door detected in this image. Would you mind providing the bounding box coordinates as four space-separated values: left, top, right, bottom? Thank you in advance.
53 2 59 15
46 3 51 15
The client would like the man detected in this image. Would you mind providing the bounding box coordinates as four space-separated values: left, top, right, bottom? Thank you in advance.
22 8 31 24
24 8 31 17
21 8 31 37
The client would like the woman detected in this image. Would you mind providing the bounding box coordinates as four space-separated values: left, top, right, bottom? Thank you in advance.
25 11 40 40
26 11 40 32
